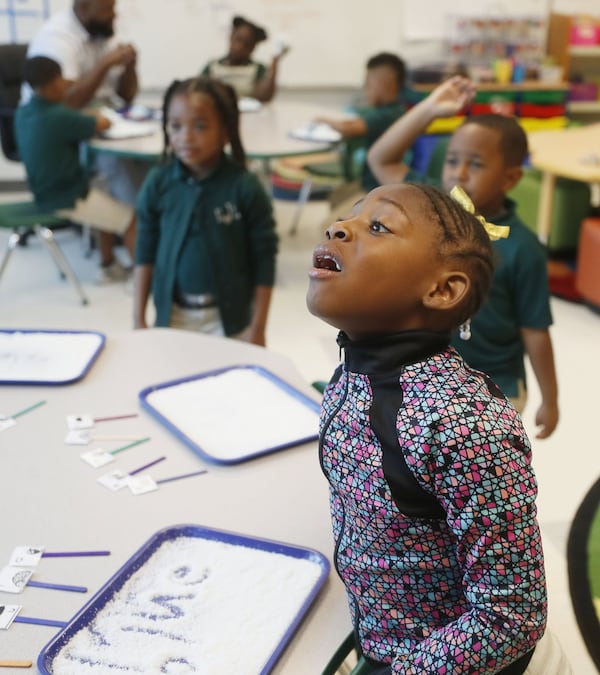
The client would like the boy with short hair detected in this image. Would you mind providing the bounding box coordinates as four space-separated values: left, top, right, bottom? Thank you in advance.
15 56 134 283
314 52 407 217
368 76 559 439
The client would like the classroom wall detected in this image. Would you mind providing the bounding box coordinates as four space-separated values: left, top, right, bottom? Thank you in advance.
1 0 599 91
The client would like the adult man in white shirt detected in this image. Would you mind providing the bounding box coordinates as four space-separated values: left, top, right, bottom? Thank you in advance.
22 0 147 283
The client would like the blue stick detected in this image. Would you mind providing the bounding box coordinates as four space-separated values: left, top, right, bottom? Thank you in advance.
28 580 87 593
42 550 110 558
14 615 67 628
129 456 167 476
156 469 208 485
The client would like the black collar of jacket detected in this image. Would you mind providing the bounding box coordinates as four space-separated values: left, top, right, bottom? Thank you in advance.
336 330 450 376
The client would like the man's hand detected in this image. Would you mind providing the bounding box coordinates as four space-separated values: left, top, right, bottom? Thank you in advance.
104 43 137 69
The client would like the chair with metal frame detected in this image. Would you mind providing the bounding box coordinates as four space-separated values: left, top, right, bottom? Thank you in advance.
0 201 89 305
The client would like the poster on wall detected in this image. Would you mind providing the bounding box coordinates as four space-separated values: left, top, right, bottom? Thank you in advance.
401 0 550 41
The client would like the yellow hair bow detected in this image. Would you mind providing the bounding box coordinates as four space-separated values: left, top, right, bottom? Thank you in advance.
450 186 510 241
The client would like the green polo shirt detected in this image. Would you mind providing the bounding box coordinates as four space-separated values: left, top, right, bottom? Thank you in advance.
14 95 96 210
135 155 278 335
355 100 406 191
451 199 552 396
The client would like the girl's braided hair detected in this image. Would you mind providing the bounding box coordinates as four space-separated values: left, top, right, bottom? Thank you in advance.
409 182 496 327
161 76 246 168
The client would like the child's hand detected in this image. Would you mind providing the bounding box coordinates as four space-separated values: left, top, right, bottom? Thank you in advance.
534 400 559 439
236 325 266 347
273 41 290 61
427 76 476 118
95 113 112 133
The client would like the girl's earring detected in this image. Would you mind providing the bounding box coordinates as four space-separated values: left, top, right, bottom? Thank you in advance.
459 320 471 341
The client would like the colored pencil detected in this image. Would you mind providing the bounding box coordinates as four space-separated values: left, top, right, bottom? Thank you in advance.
11 400 46 419
109 437 150 456
42 550 110 558
27 580 87 593
94 414 139 423
156 469 208 485
129 456 167 476
92 435 144 442
14 616 67 628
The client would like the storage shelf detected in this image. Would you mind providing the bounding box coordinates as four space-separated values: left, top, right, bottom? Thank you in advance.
568 101 600 113
410 81 569 93
569 46 600 58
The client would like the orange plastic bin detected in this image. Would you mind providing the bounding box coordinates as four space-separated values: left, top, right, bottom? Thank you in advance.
576 218 600 310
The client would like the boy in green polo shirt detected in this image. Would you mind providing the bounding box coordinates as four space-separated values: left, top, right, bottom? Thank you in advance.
367 75 559 440
311 52 408 223
15 56 134 283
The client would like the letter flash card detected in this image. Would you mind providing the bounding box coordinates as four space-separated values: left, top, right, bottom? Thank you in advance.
0 604 21 629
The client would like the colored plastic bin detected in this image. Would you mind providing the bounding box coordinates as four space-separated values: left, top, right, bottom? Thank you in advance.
508 168 591 253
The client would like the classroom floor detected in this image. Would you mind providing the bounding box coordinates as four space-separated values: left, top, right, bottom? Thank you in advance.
1 166 599 673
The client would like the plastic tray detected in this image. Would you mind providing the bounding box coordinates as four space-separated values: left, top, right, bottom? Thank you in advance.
38 524 330 675
139 364 321 465
0 329 105 385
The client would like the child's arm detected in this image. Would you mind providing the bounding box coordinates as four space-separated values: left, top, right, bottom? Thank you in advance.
521 327 559 438
91 112 111 134
313 115 367 140
133 264 153 329
237 285 273 346
253 46 289 103
367 75 476 185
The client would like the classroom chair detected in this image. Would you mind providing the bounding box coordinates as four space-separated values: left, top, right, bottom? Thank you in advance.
0 201 89 305
287 138 365 236
321 631 371 675
0 43 27 164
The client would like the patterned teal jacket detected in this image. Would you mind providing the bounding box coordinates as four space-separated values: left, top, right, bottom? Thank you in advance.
319 330 547 674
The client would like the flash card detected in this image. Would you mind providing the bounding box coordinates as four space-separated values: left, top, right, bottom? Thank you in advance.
81 448 115 468
0 416 16 432
66 414 94 430
97 469 129 491
9 546 45 568
127 475 158 495
65 429 92 445
0 566 33 593
0 604 21 629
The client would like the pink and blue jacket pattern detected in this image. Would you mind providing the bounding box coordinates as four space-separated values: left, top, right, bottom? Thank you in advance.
319 330 547 674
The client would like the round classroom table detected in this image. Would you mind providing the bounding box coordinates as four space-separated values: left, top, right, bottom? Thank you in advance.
88 99 342 162
527 122 600 244
0 328 350 674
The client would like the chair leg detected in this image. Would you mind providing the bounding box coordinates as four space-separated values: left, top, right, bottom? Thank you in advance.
289 177 313 236
34 225 89 305
0 231 21 281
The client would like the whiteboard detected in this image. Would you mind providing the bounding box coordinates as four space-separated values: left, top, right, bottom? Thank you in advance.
114 0 407 89
2 0 599 90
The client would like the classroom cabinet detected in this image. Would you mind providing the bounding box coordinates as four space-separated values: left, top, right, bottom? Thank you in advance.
547 12 600 122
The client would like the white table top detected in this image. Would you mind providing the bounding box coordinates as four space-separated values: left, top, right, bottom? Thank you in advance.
528 122 600 182
89 100 343 161
0 328 349 674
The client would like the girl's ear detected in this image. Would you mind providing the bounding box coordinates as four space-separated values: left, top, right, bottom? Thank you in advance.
422 270 470 313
